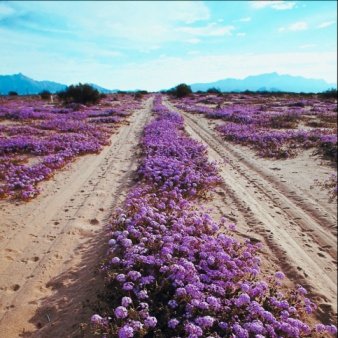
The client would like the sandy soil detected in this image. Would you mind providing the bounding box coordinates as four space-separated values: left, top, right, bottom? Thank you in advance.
0 98 152 338
165 100 337 324
0 96 336 337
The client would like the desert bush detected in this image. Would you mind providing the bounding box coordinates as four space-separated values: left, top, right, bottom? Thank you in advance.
206 87 221 94
57 83 101 105
269 112 299 129
288 101 306 107
172 83 192 98
305 120 333 128
39 90 52 100
320 88 337 99
315 173 337 201
318 135 337 162
134 90 148 99
8 91 18 96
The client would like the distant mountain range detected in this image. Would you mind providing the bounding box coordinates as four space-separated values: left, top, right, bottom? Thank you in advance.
190 72 336 93
1 72 336 95
88 83 119 94
0 73 118 95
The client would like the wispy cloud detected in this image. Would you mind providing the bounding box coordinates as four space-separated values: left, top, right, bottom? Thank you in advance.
0 1 336 90
12 51 334 90
238 17 251 22
0 2 212 46
279 21 308 32
317 20 336 29
0 3 16 18
289 21 308 31
299 44 316 49
186 38 201 44
177 23 235 37
109 51 337 90
251 1 296 10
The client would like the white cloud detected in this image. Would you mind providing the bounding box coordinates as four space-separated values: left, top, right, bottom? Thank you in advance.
186 38 201 44
107 51 337 90
1 2 336 91
299 44 316 49
238 17 251 22
171 2 210 23
1 47 336 90
85 48 122 58
317 21 336 29
187 51 201 56
290 21 308 31
251 1 296 10
3 2 211 46
0 3 15 18
279 21 308 32
177 23 235 37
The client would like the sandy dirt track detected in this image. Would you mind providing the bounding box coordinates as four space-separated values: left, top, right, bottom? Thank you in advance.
0 98 152 338
164 100 336 324
0 96 336 337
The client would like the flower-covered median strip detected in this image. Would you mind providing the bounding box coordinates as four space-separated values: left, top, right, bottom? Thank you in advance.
92 96 336 337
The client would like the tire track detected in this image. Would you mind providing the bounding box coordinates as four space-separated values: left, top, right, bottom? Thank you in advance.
164 100 337 320
0 97 153 337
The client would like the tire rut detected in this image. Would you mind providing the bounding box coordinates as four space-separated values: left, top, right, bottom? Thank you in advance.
0 98 153 337
164 100 337 319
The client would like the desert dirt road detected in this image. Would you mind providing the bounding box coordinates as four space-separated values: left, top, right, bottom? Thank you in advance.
0 98 152 338
0 95 336 337
164 100 337 324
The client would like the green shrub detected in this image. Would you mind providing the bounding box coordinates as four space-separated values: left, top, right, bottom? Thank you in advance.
320 88 337 99
39 90 52 100
8 91 18 96
206 87 221 94
57 83 101 105
134 90 148 99
171 83 192 98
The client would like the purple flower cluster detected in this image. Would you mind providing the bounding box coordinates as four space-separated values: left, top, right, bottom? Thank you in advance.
173 94 337 162
0 94 143 200
215 123 335 159
93 95 336 337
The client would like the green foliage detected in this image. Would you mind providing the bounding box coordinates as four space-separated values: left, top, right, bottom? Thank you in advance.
169 83 192 98
320 88 338 99
206 87 221 94
57 83 101 105
39 90 52 100
134 90 148 99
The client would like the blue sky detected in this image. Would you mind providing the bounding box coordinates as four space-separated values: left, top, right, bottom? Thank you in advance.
0 1 336 90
